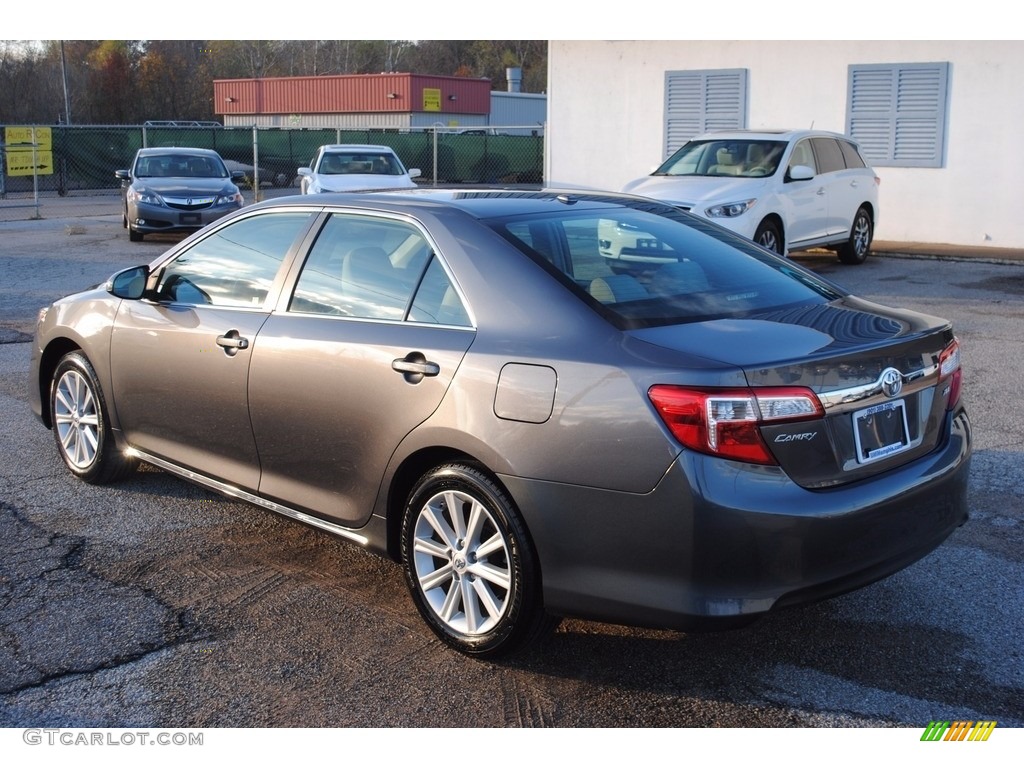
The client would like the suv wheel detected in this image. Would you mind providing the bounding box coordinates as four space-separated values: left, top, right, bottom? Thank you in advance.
754 220 783 255
838 207 873 265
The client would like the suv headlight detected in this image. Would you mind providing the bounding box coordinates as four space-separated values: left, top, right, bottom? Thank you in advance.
705 199 757 218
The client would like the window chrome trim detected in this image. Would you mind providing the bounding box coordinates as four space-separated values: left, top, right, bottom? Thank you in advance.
282 206 477 329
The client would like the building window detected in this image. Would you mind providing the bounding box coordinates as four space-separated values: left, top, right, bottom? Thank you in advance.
846 62 949 168
664 69 748 158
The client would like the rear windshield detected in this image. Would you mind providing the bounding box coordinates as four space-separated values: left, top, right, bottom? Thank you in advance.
488 206 843 329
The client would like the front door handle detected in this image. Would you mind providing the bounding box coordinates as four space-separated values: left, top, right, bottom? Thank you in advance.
216 330 250 356
392 352 440 384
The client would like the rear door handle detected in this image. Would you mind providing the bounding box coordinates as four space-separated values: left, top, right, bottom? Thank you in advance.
392 352 440 383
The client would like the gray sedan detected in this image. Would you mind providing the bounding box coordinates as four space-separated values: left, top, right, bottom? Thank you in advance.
28 190 972 657
115 147 245 241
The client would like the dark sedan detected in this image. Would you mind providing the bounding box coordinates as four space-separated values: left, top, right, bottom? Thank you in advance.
115 147 245 242
29 189 971 657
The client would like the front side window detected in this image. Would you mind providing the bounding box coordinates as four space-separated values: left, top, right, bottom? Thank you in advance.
157 212 313 307
491 206 843 329
787 140 818 174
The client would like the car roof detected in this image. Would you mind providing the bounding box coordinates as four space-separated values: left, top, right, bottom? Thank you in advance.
248 188 674 220
135 147 224 158
692 128 854 142
319 144 399 154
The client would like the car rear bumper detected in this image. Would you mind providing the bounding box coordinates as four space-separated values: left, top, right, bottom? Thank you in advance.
503 407 971 631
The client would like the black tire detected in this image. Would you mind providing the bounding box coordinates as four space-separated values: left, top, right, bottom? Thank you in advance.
401 463 555 657
754 219 783 255
128 226 144 242
50 351 138 485
838 207 873 265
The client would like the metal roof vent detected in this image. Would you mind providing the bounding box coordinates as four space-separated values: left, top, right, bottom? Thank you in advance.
506 67 522 93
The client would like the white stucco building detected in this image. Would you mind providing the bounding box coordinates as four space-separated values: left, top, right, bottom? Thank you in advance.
547 41 1024 250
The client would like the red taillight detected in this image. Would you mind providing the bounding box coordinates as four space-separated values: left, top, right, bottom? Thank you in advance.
648 385 824 465
939 338 962 409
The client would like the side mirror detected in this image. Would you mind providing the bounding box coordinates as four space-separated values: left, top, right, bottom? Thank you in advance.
297 167 313 177
230 170 246 181
106 265 150 300
787 164 815 182
115 169 131 181
408 168 422 179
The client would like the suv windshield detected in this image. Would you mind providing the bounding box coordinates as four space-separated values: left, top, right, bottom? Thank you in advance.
654 139 787 179
489 206 843 329
318 153 402 176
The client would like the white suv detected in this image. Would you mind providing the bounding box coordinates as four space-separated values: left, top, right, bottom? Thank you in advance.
619 130 879 264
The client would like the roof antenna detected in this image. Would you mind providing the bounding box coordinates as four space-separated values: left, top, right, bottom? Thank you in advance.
809 120 815 129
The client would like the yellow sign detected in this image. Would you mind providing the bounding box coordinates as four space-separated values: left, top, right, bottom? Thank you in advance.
5 126 52 150
423 88 441 112
4 126 54 176
5 150 54 176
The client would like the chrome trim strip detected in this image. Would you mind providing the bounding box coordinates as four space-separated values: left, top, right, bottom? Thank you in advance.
818 363 936 410
124 447 369 546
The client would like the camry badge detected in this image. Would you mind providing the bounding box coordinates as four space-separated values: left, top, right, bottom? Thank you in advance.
880 368 903 398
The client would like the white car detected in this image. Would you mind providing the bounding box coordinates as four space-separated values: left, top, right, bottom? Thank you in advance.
619 129 879 264
298 144 421 194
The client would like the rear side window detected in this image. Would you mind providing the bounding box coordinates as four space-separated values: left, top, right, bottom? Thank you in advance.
838 139 868 169
490 207 842 329
810 138 846 174
290 213 469 326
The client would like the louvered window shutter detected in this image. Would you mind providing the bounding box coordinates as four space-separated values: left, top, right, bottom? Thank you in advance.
847 62 949 168
664 69 747 158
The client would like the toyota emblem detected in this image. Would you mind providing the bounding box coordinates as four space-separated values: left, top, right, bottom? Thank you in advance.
880 368 903 398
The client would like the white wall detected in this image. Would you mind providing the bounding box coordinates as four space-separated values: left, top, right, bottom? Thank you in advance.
548 41 1024 249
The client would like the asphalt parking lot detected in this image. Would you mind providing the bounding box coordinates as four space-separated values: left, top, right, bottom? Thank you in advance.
0 213 1022 730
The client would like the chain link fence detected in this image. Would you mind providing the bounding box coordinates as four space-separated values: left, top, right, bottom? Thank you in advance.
0 124 546 221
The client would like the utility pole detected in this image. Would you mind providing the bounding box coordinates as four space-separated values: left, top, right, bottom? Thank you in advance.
60 41 72 125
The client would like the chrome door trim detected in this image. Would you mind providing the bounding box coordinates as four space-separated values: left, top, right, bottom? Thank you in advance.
125 447 369 546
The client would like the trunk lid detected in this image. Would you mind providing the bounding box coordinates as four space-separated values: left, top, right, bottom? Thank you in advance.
632 297 959 488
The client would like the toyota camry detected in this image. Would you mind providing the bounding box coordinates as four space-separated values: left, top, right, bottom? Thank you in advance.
29 189 971 657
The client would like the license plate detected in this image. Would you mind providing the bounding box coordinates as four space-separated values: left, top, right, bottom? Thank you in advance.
852 399 910 464
179 213 202 225
637 238 661 249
